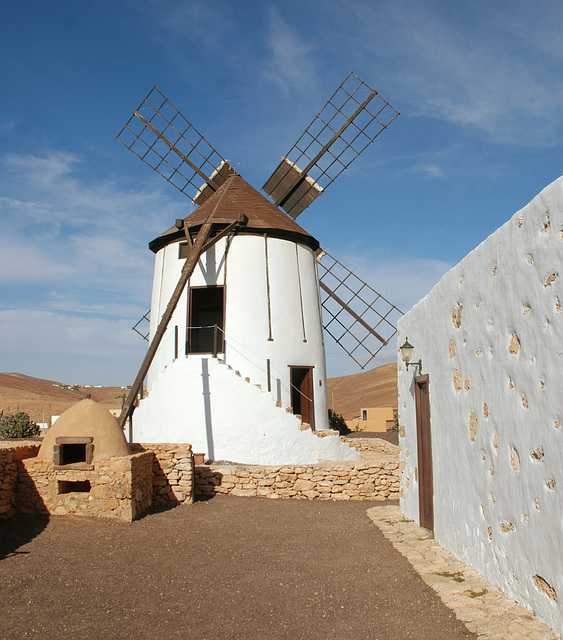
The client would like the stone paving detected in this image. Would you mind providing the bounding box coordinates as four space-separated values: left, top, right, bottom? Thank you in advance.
367 505 561 640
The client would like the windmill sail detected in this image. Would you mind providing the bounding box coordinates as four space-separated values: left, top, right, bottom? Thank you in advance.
263 71 399 218
116 85 231 204
317 251 403 369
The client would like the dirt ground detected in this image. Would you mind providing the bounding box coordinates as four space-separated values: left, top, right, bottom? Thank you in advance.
0 496 475 640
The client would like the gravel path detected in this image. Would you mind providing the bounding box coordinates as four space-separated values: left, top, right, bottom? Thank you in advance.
0 497 474 640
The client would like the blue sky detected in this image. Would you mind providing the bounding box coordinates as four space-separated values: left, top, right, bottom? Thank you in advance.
1 0 562 385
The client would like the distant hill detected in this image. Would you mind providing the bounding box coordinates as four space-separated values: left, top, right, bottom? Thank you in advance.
0 373 128 424
327 363 397 420
0 364 397 425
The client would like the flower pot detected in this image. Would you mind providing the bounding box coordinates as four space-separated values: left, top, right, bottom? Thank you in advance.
194 453 205 464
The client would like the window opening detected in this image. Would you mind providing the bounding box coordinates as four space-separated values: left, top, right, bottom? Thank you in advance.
187 286 225 354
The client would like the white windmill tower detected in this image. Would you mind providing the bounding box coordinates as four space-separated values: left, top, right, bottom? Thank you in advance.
116 73 401 465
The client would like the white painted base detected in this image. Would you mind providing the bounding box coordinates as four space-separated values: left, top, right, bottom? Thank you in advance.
133 356 361 465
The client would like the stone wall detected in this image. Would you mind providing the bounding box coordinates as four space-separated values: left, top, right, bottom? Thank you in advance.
342 437 400 458
0 445 40 519
132 443 195 505
398 175 563 635
194 457 399 500
17 451 153 522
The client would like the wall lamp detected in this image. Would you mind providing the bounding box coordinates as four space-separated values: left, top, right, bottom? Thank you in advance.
399 337 422 373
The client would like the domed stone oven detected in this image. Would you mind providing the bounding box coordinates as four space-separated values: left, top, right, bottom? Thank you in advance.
19 400 153 522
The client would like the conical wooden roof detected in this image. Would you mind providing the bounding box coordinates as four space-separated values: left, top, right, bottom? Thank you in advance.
149 174 319 253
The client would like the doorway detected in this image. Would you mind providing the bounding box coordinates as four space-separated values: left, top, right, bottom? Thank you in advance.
187 286 224 354
415 374 433 531
290 366 314 429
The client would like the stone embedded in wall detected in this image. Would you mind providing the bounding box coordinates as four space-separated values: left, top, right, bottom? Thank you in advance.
535 497 541 510
546 478 556 491
540 380 545 389
544 273 558 288
487 526 493 540
531 446 544 461
522 395 529 409
523 304 531 314
500 520 515 534
541 215 550 234
475 348 482 356
509 333 521 355
526 254 534 265
492 266 497 276
464 378 470 391
555 419 561 430
452 304 463 329
508 378 514 390
556 298 561 312
533 575 557 601
414 468 418 482
483 403 489 418
510 448 521 471
492 434 499 452
453 369 462 392
469 412 478 441
399 424 405 438
449 338 457 358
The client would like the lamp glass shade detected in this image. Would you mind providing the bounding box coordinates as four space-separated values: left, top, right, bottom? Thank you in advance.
400 339 414 363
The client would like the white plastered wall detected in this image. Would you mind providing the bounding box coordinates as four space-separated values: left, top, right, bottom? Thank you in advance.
398 176 563 635
137 232 341 463
134 357 359 464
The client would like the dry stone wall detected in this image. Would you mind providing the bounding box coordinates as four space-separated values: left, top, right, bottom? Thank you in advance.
341 437 400 458
0 444 39 519
17 451 153 522
194 457 399 500
132 443 195 505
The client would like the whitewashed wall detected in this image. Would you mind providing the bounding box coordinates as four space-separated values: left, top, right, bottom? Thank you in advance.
134 356 359 465
398 176 563 635
137 231 342 463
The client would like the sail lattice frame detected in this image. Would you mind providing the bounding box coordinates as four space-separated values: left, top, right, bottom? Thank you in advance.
318 251 403 369
116 86 230 204
132 310 151 342
263 71 399 218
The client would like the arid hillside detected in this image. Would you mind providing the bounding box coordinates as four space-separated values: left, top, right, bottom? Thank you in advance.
0 373 128 424
327 363 398 420
0 364 397 425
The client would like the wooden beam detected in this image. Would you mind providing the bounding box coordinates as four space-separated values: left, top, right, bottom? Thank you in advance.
118 175 237 430
319 280 388 346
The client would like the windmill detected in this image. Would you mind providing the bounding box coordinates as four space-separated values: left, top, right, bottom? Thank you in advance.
116 72 401 464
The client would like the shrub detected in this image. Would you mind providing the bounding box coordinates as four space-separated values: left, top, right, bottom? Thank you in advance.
0 411 40 438
328 409 351 435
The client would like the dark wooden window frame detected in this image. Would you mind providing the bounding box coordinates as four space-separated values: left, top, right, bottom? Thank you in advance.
186 284 226 355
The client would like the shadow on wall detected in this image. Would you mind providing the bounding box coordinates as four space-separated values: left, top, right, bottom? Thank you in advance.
1 463 50 561
201 359 215 461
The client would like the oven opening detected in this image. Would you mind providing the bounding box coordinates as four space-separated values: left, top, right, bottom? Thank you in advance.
58 480 91 494
60 443 87 465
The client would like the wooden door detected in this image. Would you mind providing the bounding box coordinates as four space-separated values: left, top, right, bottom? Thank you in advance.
415 374 433 531
290 366 314 429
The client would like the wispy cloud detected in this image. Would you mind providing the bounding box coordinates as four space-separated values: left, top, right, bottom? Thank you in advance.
262 8 319 95
0 151 180 296
351 0 563 146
